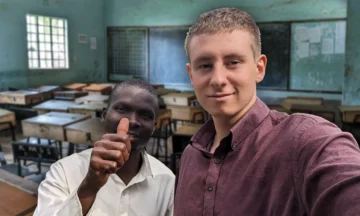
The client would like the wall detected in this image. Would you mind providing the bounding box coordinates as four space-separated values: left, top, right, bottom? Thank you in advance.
0 0 106 91
343 0 360 105
105 0 347 101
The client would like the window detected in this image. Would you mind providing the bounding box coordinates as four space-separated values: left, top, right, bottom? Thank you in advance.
26 14 69 69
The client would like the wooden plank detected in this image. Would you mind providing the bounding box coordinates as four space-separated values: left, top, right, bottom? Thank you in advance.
63 83 88 91
0 90 43 105
339 105 360 123
75 95 108 104
82 84 112 95
0 109 16 130
0 169 38 216
68 103 106 117
65 118 106 145
22 112 90 141
33 100 78 114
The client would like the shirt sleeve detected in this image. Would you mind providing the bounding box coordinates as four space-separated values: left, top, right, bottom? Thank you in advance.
166 186 174 216
33 161 95 216
295 119 360 216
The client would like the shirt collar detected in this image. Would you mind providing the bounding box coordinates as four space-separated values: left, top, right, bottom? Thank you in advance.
190 97 270 152
111 149 155 186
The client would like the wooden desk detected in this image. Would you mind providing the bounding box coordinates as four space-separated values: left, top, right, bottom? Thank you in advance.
0 90 43 105
288 104 336 122
339 105 360 123
65 118 106 145
171 123 202 173
0 169 38 216
167 105 206 122
33 100 78 115
29 85 61 100
69 103 106 118
82 84 112 95
22 112 90 141
267 104 290 113
282 96 324 107
0 109 16 131
151 84 164 90
75 95 108 104
161 92 197 106
54 90 88 101
63 83 87 91
156 88 180 96
156 109 172 129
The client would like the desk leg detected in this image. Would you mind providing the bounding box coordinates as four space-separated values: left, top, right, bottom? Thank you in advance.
67 143 74 156
171 154 177 174
58 141 63 158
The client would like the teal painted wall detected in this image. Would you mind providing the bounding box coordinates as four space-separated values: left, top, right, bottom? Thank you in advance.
105 0 346 101
343 0 360 105
0 0 106 91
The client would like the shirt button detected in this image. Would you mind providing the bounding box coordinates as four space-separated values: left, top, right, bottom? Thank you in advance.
214 158 221 164
231 143 238 149
208 185 213 191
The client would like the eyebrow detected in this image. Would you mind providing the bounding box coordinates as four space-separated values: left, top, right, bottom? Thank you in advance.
223 53 247 60
193 56 214 65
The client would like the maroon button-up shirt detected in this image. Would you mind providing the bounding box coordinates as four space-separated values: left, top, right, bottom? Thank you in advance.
174 98 360 216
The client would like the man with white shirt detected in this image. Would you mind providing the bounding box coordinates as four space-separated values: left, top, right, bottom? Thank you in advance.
34 79 175 216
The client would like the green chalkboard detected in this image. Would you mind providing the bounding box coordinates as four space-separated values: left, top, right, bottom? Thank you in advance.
290 21 346 92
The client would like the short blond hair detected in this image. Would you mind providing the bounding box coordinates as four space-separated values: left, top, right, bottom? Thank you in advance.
184 7 261 58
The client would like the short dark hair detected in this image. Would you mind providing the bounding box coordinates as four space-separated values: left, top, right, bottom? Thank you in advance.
107 79 159 114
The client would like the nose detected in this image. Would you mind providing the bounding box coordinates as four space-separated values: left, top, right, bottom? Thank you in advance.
128 113 141 129
209 64 226 89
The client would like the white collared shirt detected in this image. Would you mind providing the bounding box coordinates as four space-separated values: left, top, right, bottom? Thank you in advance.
34 149 175 216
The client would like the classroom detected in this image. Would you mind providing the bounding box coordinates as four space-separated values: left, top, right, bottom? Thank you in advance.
0 0 359 215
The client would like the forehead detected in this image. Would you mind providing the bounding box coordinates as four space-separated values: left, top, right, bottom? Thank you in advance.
188 30 254 60
111 86 157 109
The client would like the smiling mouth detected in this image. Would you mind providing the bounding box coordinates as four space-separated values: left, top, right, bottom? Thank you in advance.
208 93 234 98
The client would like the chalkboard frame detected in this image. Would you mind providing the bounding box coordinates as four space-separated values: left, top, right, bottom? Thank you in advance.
106 18 346 94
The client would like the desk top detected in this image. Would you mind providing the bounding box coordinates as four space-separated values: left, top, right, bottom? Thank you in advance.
83 84 112 91
0 90 41 96
0 108 13 117
63 83 88 90
33 100 78 111
75 95 109 104
338 105 360 112
22 112 90 126
30 85 60 92
69 102 106 111
174 123 203 136
65 118 106 133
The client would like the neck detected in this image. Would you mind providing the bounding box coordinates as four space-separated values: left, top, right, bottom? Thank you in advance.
211 95 257 152
116 149 143 185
